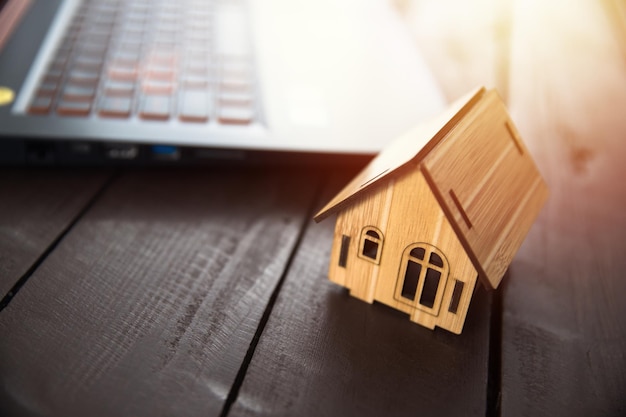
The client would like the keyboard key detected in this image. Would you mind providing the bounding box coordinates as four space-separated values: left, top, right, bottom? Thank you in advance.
147 59 177 74
44 67 64 80
184 63 209 75
220 78 250 91
146 68 175 81
140 95 170 120
83 33 110 47
187 19 211 31
180 75 210 89
88 13 116 27
109 50 141 66
218 91 251 107
153 40 177 51
68 69 99 86
74 43 108 58
142 80 174 95
145 51 177 66
219 61 252 90
154 29 178 41
115 39 143 52
74 55 105 71
99 95 132 118
50 55 68 69
57 100 91 116
184 48 210 62
29 95 53 115
108 65 138 81
61 85 96 102
123 16 146 27
38 81 59 96
147 15 170 29
43 73 62 85
218 106 253 125
221 61 251 78
179 91 210 122
184 39 211 52
104 80 135 96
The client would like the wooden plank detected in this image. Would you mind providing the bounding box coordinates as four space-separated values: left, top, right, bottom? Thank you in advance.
229 176 494 417
0 168 319 417
0 169 110 298
502 0 626 415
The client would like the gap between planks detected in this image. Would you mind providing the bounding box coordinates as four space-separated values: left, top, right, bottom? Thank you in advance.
486 278 503 417
0 172 118 313
219 175 327 417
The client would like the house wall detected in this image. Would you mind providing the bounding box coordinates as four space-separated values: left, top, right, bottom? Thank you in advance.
329 169 477 334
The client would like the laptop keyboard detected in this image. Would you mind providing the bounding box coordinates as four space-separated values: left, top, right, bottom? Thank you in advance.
28 0 257 125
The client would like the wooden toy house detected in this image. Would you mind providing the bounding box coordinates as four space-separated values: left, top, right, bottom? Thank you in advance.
314 87 548 334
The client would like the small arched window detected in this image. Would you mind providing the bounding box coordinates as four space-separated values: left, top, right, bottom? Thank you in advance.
358 226 383 264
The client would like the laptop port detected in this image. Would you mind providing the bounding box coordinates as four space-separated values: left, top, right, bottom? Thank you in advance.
58 141 102 164
26 142 56 164
104 144 139 160
194 148 246 161
68 142 95 155
151 145 180 161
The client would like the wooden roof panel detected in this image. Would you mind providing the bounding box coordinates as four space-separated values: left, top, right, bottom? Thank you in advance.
422 90 548 289
313 86 486 222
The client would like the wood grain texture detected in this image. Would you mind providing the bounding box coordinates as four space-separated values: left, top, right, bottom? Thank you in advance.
0 169 110 297
328 170 477 334
229 177 494 417
502 0 626 415
0 168 319 417
423 89 548 289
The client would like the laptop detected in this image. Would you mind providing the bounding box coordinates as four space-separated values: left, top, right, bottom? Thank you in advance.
0 0 446 165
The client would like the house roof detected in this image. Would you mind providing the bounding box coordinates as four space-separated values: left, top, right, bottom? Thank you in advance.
314 86 548 290
314 86 486 222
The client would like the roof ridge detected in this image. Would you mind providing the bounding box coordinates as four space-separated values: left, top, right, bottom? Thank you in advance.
314 86 486 222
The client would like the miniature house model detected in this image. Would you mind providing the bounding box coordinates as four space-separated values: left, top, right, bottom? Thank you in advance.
314 87 548 334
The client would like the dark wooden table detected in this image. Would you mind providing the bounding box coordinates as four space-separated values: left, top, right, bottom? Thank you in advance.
1 1 625 416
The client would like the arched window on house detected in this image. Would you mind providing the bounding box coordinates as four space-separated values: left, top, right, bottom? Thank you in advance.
358 226 383 264
396 243 449 314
